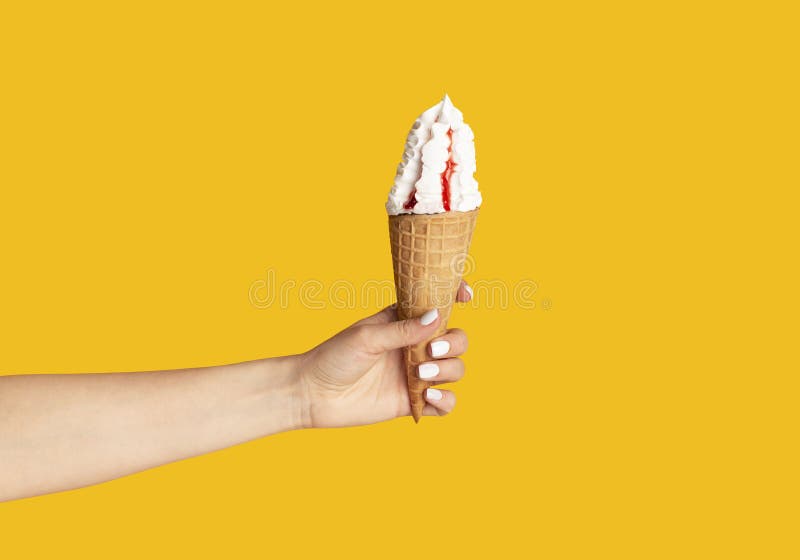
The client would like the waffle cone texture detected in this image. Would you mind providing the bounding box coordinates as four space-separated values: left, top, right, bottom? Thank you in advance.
388 209 478 422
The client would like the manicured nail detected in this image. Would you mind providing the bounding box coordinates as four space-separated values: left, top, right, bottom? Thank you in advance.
418 363 440 379
464 284 473 299
430 340 450 357
419 309 438 326
426 388 443 401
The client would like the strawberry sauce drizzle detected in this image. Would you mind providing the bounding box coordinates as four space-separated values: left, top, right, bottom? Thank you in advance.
441 128 455 211
402 188 417 210
403 125 456 212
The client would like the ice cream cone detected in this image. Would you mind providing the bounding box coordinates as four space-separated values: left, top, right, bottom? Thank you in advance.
389 209 478 422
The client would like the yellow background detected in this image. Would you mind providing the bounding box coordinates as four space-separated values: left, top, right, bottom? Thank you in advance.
1 1 798 558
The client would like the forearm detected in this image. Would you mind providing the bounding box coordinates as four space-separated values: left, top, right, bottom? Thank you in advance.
0 356 305 502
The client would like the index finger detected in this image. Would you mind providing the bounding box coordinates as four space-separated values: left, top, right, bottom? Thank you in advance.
456 280 473 303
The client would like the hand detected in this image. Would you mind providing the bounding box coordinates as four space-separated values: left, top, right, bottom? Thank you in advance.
296 282 473 428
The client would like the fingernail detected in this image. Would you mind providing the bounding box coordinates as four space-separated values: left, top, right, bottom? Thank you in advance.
430 340 450 357
464 284 473 299
419 309 438 326
418 363 440 379
426 388 443 401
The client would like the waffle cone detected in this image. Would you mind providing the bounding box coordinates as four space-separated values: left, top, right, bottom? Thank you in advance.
388 209 478 422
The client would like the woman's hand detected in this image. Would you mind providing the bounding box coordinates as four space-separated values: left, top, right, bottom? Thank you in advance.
0 284 473 501
295 282 472 428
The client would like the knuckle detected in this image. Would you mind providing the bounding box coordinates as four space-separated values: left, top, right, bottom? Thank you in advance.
439 400 454 415
351 325 374 349
449 328 468 350
396 319 414 342
447 393 457 412
458 332 469 352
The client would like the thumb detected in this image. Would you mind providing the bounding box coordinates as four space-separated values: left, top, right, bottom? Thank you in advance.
360 308 440 353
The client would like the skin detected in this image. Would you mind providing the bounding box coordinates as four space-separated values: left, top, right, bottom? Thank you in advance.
0 282 472 502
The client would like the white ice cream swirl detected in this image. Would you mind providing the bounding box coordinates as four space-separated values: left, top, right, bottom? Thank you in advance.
386 95 481 215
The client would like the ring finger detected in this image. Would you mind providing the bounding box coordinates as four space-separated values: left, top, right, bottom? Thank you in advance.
417 358 465 384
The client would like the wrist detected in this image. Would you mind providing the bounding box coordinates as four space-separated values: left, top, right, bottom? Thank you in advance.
290 353 314 430
282 351 319 430
251 354 311 433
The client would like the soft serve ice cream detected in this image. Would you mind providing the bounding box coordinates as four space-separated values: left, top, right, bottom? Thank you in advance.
386 94 481 422
386 95 481 215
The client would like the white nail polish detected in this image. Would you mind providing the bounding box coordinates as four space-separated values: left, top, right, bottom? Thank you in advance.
464 284 473 299
419 309 438 326
426 388 443 401
418 363 439 379
430 340 450 357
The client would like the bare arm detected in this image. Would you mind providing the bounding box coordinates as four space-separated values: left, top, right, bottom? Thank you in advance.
0 357 303 501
